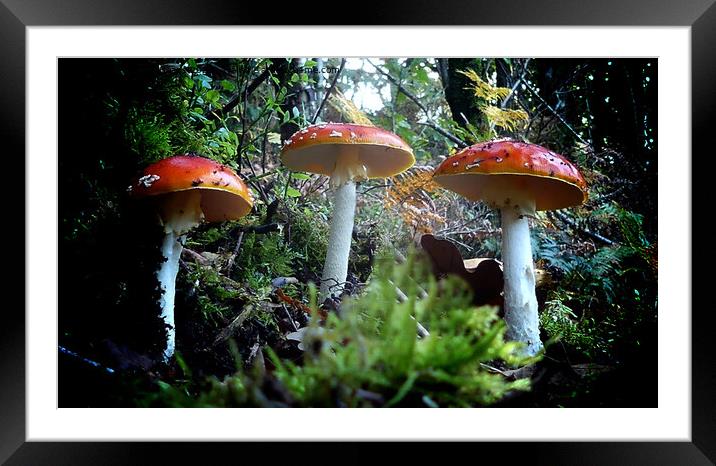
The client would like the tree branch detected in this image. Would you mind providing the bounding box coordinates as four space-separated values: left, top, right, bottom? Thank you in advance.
501 58 531 108
417 122 468 147
225 231 244 274
549 211 615 246
311 58 346 124
368 60 469 148
517 76 591 148
208 62 277 122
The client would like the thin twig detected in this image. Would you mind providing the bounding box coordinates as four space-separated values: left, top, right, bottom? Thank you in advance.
236 60 256 175
213 305 256 346
417 122 468 148
282 173 291 202
281 304 299 332
370 60 430 114
441 229 497 237
305 176 328 197
225 231 244 274
501 58 532 108
435 216 483 236
208 62 276 122
549 211 615 246
260 110 273 175
359 183 391 195
311 58 346 124
517 76 590 147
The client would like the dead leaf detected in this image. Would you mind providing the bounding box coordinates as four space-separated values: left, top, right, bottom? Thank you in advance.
420 234 504 308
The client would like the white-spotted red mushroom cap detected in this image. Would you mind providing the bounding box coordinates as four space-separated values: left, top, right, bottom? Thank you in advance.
280 123 415 178
129 155 253 221
433 140 588 211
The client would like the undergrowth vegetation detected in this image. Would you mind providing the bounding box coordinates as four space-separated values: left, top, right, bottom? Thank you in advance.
145 253 530 407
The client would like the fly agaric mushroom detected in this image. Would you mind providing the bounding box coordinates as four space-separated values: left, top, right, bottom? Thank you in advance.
129 155 253 361
433 140 587 355
281 123 414 300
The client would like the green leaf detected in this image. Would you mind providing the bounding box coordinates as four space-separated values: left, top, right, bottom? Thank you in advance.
291 173 310 180
414 66 429 84
205 90 221 105
285 187 302 198
197 74 212 89
220 80 237 91
183 74 194 89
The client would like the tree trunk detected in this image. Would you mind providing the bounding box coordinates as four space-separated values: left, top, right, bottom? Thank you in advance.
440 58 485 129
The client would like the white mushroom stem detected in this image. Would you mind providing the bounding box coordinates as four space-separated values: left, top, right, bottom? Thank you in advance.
320 146 366 300
156 190 204 361
500 197 543 356
157 229 183 361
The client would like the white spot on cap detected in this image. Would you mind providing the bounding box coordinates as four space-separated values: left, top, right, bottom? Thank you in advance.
138 174 160 187
310 133 317 139
301 129 309 134
329 130 343 138
451 161 459 167
299 136 304 140
350 131 357 139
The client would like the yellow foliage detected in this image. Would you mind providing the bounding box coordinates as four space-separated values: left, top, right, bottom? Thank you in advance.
458 69 510 102
385 166 446 234
481 105 529 131
267 132 282 144
327 89 375 126
459 68 530 132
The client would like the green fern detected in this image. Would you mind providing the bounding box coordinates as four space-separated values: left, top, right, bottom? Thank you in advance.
458 68 529 134
540 292 603 356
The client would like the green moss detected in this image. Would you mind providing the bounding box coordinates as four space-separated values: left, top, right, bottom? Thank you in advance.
149 250 532 407
196 295 231 326
190 223 234 247
233 232 296 282
283 200 330 277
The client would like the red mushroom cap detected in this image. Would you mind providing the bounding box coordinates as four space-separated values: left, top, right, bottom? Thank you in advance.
130 155 253 221
433 140 587 211
280 123 415 178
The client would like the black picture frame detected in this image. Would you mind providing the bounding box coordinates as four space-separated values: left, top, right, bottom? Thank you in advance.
4 1 713 464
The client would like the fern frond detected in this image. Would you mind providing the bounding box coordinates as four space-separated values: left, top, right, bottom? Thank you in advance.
458 69 511 102
481 105 529 131
457 68 530 136
327 89 375 126
385 166 445 234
